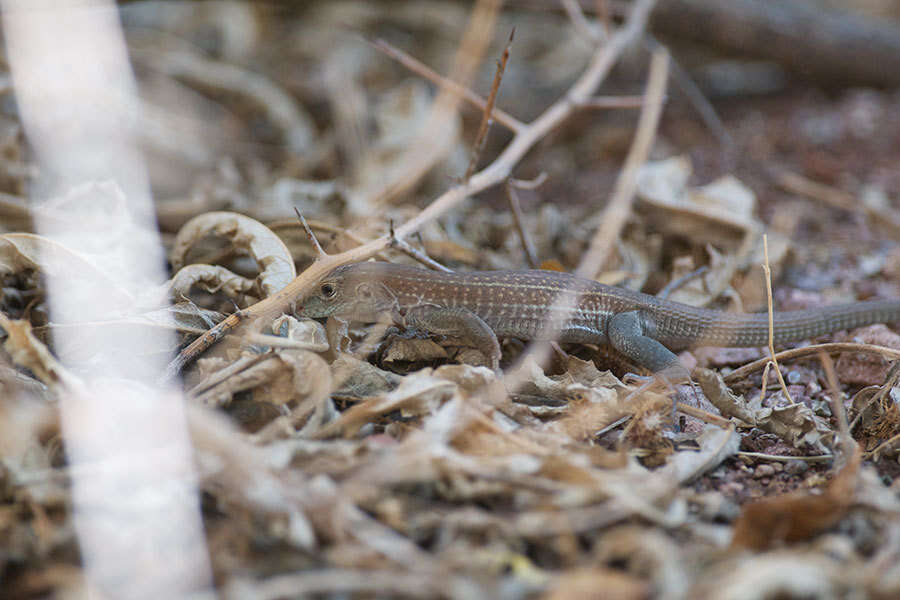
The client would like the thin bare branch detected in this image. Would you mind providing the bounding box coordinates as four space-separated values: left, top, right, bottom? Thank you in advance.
561 0 602 43
724 343 900 383
294 208 328 260
465 28 515 181
389 220 453 272
579 94 651 109
762 234 793 403
576 44 669 280
370 37 524 133
505 177 540 268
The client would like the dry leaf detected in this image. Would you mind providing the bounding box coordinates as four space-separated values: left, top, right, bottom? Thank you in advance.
697 368 832 451
730 447 861 550
170 211 295 296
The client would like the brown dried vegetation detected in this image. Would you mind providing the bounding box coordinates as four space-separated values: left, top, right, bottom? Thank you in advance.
2 1 900 598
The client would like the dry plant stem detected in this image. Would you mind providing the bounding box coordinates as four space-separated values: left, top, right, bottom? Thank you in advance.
465 28 514 180
368 0 502 206
724 343 900 383
370 38 524 133
648 34 734 153
267 218 393 263
164 0 658 379
580 94 649 109
187 352 273 399
849 362 900 433
867 431 900 460
675 401 731 428
762 235 793 403
505 178 540 268
818 350 850 441
389 221 452 272
575 46 668 280
244 333 330 352
657 265 708 300
759 361 772 407
561 0 601 43
597 0 612 35
777 170 900 238
737 451 833 463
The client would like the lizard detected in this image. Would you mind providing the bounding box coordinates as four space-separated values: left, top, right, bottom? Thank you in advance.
298 261 900 378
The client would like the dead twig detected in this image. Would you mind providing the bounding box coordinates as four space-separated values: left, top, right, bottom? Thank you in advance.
505 174 547 268
561 0 602 43
818 351 850 444
761 235 793 403
267 218 393 263
465 28 514 181
389 220 452 272
576 45 669 280
737 451 832 463
369 37 524 133
367 0 503 206
675 401 731 428
579 94 649 109
657 266 708 300
776 170 900 238
724 343 900 383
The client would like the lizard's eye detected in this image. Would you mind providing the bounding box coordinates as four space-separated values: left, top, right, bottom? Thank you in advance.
320 283 337 299
320 283 336 298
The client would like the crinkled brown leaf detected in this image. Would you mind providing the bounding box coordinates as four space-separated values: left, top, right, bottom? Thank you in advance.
697 368 832 451
730 447 860 550
170 211 295 296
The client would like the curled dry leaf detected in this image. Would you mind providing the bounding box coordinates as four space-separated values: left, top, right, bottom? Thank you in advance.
635 157 791 276
851 385 900 456
166 264 260 307
170 211 295 297
697 368 832 452
730 447 861 550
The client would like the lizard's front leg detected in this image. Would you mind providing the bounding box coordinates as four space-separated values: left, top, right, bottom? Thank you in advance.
404 305 502 371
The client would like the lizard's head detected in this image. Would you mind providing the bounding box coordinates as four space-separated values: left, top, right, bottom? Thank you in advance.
299 263 396 321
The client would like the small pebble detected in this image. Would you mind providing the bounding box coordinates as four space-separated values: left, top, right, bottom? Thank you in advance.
721 481 744 495
754 464 776 479
785 459 810 475
771 462 784 473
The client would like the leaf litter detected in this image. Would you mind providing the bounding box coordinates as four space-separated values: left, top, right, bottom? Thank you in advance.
2 1 900 598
